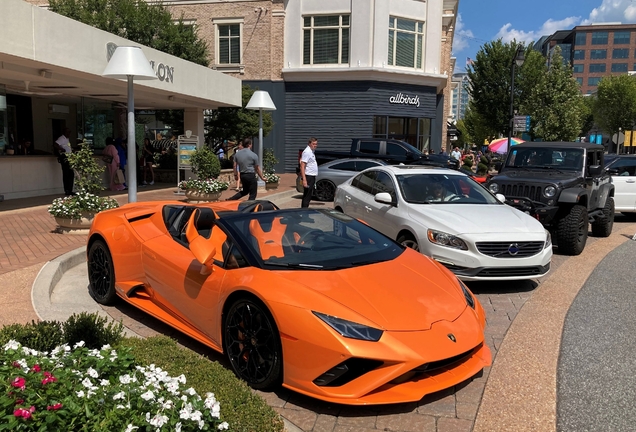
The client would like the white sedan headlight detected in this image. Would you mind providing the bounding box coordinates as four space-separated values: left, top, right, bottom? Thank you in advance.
427 229 468 250
544 230 552 249
488 183 499 193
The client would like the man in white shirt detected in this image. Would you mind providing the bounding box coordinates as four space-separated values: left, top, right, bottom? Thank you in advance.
300 137 318 208
54 127 75 195
451 147 462 161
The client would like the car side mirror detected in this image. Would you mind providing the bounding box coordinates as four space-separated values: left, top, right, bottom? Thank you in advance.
588 165 602 176
375 192 394 205
185 211 216 274
495 193 506 203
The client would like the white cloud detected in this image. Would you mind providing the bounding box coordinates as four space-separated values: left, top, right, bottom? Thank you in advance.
584 0 636 24
452 13 474 53
495 16 582 44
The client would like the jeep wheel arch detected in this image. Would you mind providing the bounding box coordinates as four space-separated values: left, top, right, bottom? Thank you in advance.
558 189 588 207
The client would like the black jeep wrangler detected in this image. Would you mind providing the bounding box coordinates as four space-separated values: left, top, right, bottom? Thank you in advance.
486 142 614 255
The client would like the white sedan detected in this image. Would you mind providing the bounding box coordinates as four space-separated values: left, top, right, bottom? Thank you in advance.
334 165 552 281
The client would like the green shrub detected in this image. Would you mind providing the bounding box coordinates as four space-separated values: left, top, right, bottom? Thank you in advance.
190 145 221 179
120 336 284 432
461 155 474 172
62 312 124 349
0 321 64 352
477 155 489 175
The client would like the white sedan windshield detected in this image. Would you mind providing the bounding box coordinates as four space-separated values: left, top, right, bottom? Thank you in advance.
396 173 499 204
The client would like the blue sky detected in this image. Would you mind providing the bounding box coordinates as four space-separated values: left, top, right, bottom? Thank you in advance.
453 0 636 71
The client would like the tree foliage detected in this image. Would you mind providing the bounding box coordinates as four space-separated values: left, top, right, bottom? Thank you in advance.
466 40 545 138
205 86 274 147
592 74 636 139
463 104 496 147
49 0 208 66
522 46 585 141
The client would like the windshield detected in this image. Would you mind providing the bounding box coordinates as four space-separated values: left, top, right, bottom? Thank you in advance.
396 173 499 204
222 209 403 270
397 141 423 157
505 147 584 170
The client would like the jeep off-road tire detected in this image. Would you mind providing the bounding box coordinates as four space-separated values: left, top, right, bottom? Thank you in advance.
591 196 614 238
556 205 588 256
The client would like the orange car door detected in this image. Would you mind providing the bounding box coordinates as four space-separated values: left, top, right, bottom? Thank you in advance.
141 234 226 342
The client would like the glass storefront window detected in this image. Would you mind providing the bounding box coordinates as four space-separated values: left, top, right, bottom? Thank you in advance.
80 98 114 150
372 115 432 151
0 85 6 154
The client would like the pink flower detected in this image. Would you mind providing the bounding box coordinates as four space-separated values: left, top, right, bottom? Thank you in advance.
11 377 26 390
13 406 35 419
47 403 62 411
12 361 20 368
15 399 24 405
31 364 41 373
41 372 57 385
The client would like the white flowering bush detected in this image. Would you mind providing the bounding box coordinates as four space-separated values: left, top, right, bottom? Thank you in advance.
263 149 279 183
0 340 229 431
48 191 119 219
179 178 229 194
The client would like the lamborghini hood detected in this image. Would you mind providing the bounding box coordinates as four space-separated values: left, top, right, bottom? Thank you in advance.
274 250 468 331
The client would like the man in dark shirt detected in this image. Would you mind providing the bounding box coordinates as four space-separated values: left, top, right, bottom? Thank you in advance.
227 138 266 201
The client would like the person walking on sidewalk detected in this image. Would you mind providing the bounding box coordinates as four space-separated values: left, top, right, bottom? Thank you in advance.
227 138 265 201
300 137 318 208
54 127 75 196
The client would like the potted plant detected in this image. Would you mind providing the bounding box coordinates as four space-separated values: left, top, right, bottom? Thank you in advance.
48 141 119 233
262 148 280 190
179 145 229 201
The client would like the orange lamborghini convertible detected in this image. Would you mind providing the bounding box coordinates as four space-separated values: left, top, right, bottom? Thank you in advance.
87 199 491 405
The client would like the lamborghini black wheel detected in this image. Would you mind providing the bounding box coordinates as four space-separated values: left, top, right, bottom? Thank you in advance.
224 297 282 390
87 240 117 304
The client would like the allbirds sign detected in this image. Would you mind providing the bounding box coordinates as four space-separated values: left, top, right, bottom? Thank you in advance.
389 93 420 107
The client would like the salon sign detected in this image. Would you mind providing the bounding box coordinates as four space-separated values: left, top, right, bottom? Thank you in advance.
389 92 420 108
106 43 174 83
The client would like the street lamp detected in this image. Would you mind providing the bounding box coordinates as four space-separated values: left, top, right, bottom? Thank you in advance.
245 90 276 185
507 45 525 154
103 46 157 203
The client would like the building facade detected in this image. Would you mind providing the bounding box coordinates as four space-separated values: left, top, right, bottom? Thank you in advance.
164 0 458 171
450 72 470 121
535 23 636 95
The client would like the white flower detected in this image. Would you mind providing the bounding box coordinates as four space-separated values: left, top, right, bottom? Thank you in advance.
116 404 126 409
218 422 229 430
190 410 203 422
198 420 205 430
185 387 197 396
74 341 86 349
76 390 85 398
210 402 221 418
140 390 155 401
100 379 110 386
179 402 193 420
87 367 99 378
119 374 132 384
101 344 111 351
146 413 169 428
204 393 217 410
175 423 182 432
124 425 139 432
81 378 95 389
177 374 187 384
113 391 126 400
3 340 20 351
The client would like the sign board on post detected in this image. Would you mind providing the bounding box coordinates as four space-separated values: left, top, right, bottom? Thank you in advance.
176 133 199 195
513 115 531 132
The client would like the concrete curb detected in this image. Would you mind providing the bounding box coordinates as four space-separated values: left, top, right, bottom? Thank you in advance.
31 246 87 322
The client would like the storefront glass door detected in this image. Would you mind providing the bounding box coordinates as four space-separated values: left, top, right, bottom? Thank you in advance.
80 98 114 150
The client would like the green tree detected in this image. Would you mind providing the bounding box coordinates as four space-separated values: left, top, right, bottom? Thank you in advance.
522 46 584 141
592 74 636 144
205 85 274 147
464 104 496 147
48 0 208 66
467 40 545 138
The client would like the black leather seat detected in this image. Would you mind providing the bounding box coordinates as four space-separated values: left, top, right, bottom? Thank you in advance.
192 207 216 239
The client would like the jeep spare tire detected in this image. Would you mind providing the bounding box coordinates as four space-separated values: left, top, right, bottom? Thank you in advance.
556 205 588 256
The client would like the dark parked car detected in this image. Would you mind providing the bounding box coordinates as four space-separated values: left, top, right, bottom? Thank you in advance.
487 142 614 255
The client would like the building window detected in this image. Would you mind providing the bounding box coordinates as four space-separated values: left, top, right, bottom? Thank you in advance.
388 17 425 68
573 50 585 60
212 18 244 71
591 31 608 45
575 77 583 86
572 64 584 73
575 32 587 45
588 77 602 86
303 15 350 65
590 49 607 60
373 116 431 151
612 63 628 72
613 48 629 59
614 31 631 44
589 63 606 73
